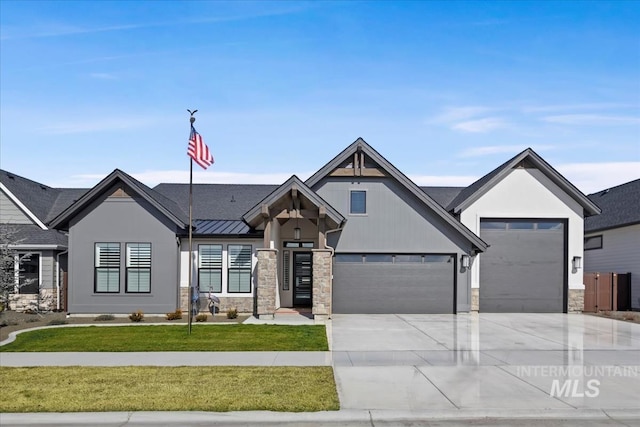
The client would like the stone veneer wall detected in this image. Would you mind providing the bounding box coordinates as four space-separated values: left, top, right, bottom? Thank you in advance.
471 288 479 312
568 289 584 313
312 250 332 317
256 249 277 318
9 289 57 312
179 288 254 314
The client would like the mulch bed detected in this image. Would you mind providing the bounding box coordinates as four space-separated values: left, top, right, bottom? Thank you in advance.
0 311 247 342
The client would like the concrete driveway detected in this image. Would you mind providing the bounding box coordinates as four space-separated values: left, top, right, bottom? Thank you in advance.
331 313 640 412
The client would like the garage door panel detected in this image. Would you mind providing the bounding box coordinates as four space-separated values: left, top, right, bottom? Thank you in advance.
333 260 454 314
480 221 565 313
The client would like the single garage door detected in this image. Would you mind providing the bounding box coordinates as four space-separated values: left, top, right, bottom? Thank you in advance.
480 219 566 313
332 254 455 314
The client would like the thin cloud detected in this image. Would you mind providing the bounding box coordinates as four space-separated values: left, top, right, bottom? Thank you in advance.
408 175 478 187
452 117 506 133
62 170 314 188
522 103 633 113
36 116 162 135
557 162 640 194
458 144 556 158
1 6 312 41
431 106 495 123
89 73 117 80
542 114 640 126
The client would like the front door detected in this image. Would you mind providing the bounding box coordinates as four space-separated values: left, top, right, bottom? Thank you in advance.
293 252 313 307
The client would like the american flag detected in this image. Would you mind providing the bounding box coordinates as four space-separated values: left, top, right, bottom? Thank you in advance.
187 126 214 169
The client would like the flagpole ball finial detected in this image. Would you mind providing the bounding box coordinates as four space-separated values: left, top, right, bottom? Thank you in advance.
190 116 196 124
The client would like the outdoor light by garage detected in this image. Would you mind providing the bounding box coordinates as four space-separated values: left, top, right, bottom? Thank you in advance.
461 254 470 268
572 256 582 270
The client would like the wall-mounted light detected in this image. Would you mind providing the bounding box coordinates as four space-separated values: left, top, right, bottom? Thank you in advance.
294 226 301 241
572 256 582 270
461 254 470 269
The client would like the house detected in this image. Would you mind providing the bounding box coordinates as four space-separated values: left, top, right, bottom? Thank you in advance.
0 170 86 311
584 179 640 310
3 138 600 316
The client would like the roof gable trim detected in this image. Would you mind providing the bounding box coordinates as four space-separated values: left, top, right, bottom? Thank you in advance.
0 183 48 230
48 170 187 229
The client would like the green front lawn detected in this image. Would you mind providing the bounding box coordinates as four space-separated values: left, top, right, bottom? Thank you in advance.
0 324 328 352
0 366 339 412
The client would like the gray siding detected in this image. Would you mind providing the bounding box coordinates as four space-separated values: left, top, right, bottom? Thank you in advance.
0 190 33 224
39 250 56 290
584 224 640 310
68 187 180 314
314 177 474 312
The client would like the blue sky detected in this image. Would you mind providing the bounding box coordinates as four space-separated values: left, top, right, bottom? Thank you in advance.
1 1 638 193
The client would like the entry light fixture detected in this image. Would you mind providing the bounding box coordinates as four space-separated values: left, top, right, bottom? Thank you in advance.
572 256 582 270
294 214 301 240
461 254 470 269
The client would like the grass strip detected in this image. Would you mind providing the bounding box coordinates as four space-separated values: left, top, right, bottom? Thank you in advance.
0 366 339 412
1 324 328 352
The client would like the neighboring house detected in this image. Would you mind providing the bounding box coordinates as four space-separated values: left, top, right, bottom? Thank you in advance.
584 179 640 310
0 170 86 311
6 138 601 316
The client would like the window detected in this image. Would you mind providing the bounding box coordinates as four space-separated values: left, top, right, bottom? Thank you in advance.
365 254 393 263
18 253 40 294
126 243 151 293
335 254 364 263
95 243 120 293
199 244 222 293
284 241 314 248
228 245 252 293
395 255 423 263
350 190 366 214
584 235 603 250
282 250 290 291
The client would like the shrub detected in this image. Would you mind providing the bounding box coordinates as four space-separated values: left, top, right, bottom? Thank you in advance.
94 314 115 321
195 313 208 322
26 317 41 323
129 310 144 322
47 319 68 326
226 308 238 319
166 309 183 321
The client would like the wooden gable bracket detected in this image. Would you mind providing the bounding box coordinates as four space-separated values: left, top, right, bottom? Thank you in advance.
261 204 270 219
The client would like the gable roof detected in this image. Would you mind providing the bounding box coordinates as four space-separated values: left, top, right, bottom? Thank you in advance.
447 148 601 216
0 170 59 229
49 169 190 229
585 179 640 232
0 224 68 249
243 175 345 229
305 138 488 252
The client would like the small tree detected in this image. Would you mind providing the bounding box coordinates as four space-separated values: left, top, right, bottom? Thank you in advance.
0 225 34 311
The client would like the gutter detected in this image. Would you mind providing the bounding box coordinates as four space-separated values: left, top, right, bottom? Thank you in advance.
322 225 346 319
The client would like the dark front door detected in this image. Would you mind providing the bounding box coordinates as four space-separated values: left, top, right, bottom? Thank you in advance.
294 252 313 307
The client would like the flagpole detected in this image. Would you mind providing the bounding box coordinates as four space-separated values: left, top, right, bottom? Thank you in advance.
187 113 195 335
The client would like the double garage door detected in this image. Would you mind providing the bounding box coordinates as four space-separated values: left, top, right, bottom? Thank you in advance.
479 219 567 313
332 254 455 314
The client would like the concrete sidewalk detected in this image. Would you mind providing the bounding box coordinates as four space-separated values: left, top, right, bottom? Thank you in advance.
2 408 640 426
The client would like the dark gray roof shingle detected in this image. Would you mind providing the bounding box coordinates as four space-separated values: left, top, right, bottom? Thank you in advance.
153 183 278 220
421 187 465 209
585 179 640 232
0 224 68 247
0 170 61 223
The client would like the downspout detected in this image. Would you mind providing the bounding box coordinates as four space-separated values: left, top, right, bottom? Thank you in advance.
56 250 68 311
323 225 345 319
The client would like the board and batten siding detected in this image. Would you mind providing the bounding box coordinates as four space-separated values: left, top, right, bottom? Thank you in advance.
313 176 475 312
67 186 180 314
459 168 585 292
584 224 640 310
0 189 34 224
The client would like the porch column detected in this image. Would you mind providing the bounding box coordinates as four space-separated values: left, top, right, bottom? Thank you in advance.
256 248 278 319
312 249 332 319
